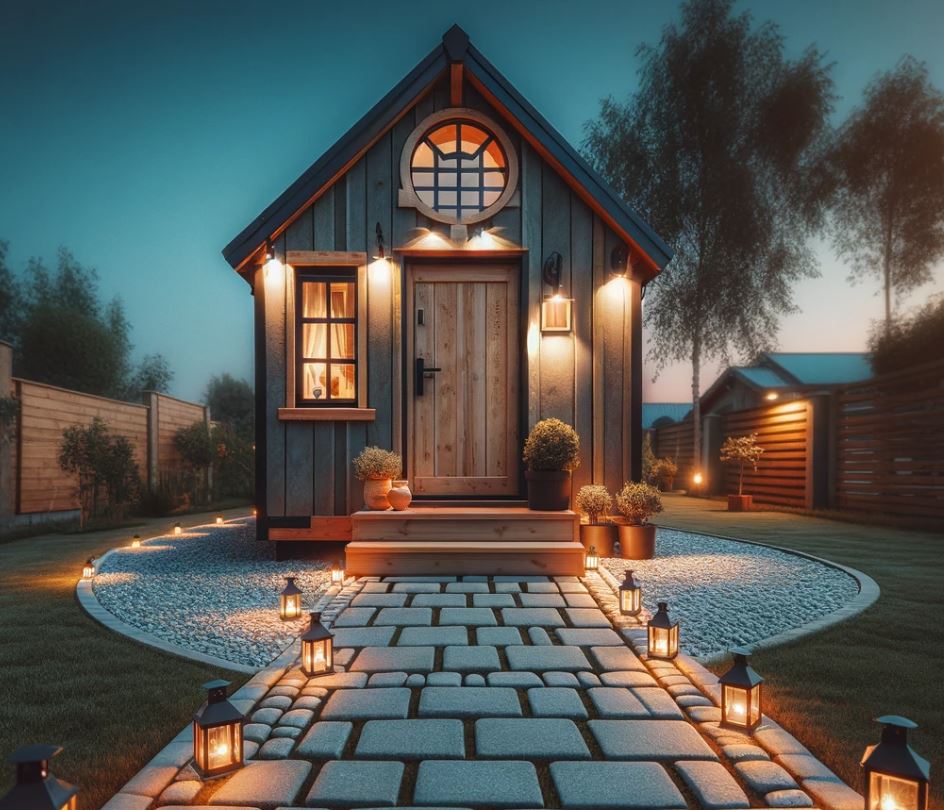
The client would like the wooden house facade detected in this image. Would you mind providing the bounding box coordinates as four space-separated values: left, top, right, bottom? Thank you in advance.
222 26 671 565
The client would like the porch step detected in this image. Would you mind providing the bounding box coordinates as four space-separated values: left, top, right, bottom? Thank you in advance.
345 541 586 577
413 499 529 509
351 507 577 543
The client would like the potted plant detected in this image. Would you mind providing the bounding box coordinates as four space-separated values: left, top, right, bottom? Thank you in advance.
522 418 580 510
651 457 678 491
720 433 764 511
575 484 616 555
353 446 402 510
615 481 663 559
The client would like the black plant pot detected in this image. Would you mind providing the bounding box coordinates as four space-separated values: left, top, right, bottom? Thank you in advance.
525 470 572 511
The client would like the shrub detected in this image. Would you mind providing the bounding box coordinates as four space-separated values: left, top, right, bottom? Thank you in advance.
869 296 944 375
353 446 402 481
615 482 663 525
720 433 764 496
642 432 656 484
211 423 254 499
174 421 214 505
575 484 613 523
523 418 580 472
651 457 679 490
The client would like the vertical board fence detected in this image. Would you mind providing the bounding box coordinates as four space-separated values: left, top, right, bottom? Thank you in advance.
652 418 694 488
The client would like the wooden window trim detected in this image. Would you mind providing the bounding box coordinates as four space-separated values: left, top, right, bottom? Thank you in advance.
277 407 375 422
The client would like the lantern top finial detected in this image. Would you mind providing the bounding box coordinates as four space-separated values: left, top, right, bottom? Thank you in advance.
875 715 918 731
622 569 637 585
301 611 333 642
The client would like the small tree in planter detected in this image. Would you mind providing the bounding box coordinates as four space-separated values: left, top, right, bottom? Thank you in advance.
522 418 580 511
353 446 402 510
615 482 663 559
720 433 764 511
575 484 616 555
651 457 678 491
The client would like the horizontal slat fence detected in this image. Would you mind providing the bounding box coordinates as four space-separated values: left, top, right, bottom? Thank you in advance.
155 394 207 475
835 359 944 520
652 418 694 487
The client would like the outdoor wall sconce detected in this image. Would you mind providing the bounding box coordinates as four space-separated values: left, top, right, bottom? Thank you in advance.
765 391 780 401
619 569 642 616
192 679 244 780
279 576 303 621
174 522 182 536
215 515 224 525
541 251 573 333
330 560 345 585
861 716 930 810
647 601 680 660
584 545 599 571
301 611 335 676
719 646 763 732
251 507 257 518
131 534 141 548
373 222 387 261
263 242 283 280
0 744 78 810
610 243 629 277
82 558 95 579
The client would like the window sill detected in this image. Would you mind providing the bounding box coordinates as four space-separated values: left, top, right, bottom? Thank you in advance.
277 407 376 422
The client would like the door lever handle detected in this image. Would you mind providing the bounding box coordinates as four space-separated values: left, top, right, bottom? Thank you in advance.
415 357 442 396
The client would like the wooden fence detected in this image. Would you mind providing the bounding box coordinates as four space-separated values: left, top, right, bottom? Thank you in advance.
651 418 695 487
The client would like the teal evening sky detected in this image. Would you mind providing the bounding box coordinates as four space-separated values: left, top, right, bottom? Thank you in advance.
2 0 942 402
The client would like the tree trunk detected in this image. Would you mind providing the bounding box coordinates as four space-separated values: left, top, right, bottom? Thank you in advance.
738 462 744 496
884 252 892 330
691 342 701 493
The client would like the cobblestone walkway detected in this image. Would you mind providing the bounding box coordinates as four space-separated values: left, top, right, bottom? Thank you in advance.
110 573 863 810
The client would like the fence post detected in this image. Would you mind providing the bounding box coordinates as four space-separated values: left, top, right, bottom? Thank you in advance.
144 391 160 492
0 342 14 520
808 393 833 510
703 414 723 495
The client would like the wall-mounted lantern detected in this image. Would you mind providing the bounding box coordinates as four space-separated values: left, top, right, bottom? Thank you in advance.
719 646 763 732
584 545 599 572
82 558 95 579
279 576 303 621
610 243 629 277
330 560 345 586
301 611 335 676
0 744 78 810
619 569 642 616
192 679 244 779
541 251 573 332
861 716 930 810
647 601 679 660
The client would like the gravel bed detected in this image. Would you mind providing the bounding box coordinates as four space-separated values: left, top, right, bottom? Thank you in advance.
94 519 331 668
602 527 859 658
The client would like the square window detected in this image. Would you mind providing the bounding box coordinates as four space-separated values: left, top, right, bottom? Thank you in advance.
301 282 326 318
330 283 355 318
439 172 457 187
302 324 327 359
303 362 329 401
331 363 356 400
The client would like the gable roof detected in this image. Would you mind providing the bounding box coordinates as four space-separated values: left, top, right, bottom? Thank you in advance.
642 403 691 429
222 25 672 279
763 352 873 385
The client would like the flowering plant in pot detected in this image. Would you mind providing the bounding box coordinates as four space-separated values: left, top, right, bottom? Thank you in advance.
615 481 663 559
353 446 402 510
522 418 579 511
575 484 616 555
720 433 764 511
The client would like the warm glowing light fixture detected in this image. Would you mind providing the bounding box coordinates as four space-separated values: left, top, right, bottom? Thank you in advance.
765 391 780 401
279 576 303 620
263 243 283 280
541 251 573 332
619 569 642 616
215 515 224 525
0 745 78 810
693 471 704 486
174 522 182 536
647 601 679 660
372 222 387 261
131 534 141 548
862 716 930 810
192 679 244 779
719 646 763 732
251 507 258 518
584 545 599 571
330 560 345 585
301 611 335 676
82 558 95 579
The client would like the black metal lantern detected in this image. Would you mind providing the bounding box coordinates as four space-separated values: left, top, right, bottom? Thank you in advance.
584 545 599 571
0 745 78 810
301 611 334 676
862 716 930 810
192 679 244 779
330 560 345 586
279 576 303 620
82 558 95 579
719 646 763 731
647 601 679 660
619 569 642 616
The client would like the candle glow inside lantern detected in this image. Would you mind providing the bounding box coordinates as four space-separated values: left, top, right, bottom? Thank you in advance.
719 646 763 731
174 522 182 536
647 601 679 659
82 558 95 579
330 561 345 585
192 679 244 779
131 534 141 548
0 744 78 810
619 569 642 616
584 545 599 571
215 515 224 525
279 576 303 620
862 716 930 810
301 611 334 676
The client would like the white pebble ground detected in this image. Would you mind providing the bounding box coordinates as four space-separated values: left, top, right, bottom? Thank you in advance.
603 527 859 658
94 519 331 668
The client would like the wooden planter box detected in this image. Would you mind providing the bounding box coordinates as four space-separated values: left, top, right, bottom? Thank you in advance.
727 494 753 512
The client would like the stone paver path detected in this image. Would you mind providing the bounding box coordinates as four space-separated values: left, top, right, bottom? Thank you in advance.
123 572 862 810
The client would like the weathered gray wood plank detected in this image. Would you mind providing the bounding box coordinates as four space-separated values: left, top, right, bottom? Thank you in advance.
284 423 313 515
312 422 335 514
313 190 335 251
266 234 287 515
521 142 542 432
571 196 593 492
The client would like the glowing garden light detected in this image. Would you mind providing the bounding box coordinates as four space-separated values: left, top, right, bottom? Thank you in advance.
192 680 244 779
0 745 78 810
301 612 334 676
131 534 141 548
215 515 224 525
862 716 930 810
330 560 345 585
647 601 679 660
279 576 303 621
174 522 182 536
719 646 763 732
619 569 642 616
82 558 95 579
584 545 599 571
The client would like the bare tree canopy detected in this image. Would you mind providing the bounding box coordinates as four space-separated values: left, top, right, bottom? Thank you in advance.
584 0 834 475
829 57 944 328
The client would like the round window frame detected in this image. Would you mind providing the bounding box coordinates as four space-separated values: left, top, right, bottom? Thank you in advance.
399 108 519 226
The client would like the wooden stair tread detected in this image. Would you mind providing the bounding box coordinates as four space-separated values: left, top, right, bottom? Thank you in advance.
347 541 583 551
352 508 576 520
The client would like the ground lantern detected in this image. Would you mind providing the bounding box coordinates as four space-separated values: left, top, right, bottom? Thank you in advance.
215 515 224 525
584 545 599 571
131 534 141 548
719 646 763 731
82 559 95 579
619 569 642 616
647 601 679 660
0 744 78 810
861 716 930 810
301 611 334 676
279 576 303 620
192 679 244 779
174 522 182 536
330 560 345 585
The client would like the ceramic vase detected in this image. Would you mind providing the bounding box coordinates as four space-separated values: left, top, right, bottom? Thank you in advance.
388 480 413 511
363 478 392 510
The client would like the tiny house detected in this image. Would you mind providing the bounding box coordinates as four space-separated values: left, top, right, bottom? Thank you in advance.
221 25 671 570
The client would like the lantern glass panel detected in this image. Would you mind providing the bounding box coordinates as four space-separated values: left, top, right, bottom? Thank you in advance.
620 587 641 615
303 638 333 675
869 772 920 810
723 684 761 728
585 550 599 571
648 623 679 658
281 594 301 620
331 566 344 584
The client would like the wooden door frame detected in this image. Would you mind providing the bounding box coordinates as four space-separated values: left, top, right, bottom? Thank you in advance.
403 258 524 499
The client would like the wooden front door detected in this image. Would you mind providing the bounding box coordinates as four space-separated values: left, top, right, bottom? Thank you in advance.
409 264 519 496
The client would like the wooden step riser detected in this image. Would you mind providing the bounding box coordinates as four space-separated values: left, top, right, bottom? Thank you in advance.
346 543 585 577
352 519 575 543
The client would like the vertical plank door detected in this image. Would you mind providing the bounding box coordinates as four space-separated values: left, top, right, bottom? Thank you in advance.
410 264 519 496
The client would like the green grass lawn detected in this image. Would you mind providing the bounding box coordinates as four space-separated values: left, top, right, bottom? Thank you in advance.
0 510 250 810
657 495 943 807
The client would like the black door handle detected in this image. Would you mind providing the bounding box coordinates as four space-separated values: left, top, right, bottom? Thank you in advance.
415 357 442 396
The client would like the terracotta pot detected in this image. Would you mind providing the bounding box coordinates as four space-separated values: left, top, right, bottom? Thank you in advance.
363 478 392 510
388 480 413 511
525 470 572 511
728 494 753 512
617 523 656 559
579 523 616 556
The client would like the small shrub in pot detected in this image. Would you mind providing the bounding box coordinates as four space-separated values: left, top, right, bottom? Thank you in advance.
575 484 616 555
353 446 402 510
615 481 663 559
720 433 764 511
651 457 678 491
522 418 580 511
